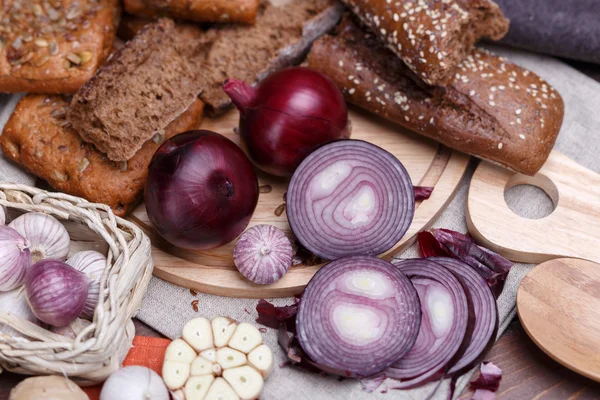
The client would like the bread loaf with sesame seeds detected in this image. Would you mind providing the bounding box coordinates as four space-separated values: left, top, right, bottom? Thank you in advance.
123 0 260 25
1 94 204 216
0 0 120 94
306 18 564 175
341 0 509 86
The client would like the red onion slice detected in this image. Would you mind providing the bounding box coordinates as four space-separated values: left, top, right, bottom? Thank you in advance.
428 257 498 375
287 140 414 260
296 256 421 377
386 259 468 387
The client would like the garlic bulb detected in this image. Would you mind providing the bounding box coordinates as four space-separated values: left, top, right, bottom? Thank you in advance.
50 318 92 340
0 289 41 338
100 366 169 400
9 212 70 263
67 251 107 320
0 226 31 291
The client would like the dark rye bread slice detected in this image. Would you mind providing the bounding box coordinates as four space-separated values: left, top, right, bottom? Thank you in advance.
306 18 564 175
69 19 210 161
341 0 509 86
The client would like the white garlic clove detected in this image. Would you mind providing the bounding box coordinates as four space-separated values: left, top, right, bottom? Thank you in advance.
184 375 214 400
162 361 191 391
191 355 215 376
211 317 237 348
67 250 107 320
222 366 264 400
200 349 217 363
165 339 198 364
182 317 214 352
0 227 31 292
216 347 247 370
228 323 262 354
172 389 186 400
204 378 240 400
9 212 70 262
247 345 274 378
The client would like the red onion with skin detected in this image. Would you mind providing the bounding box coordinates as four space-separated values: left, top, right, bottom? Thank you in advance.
386 259 468 389
296 256 421 377
470 362 502 399
145 131 259 250
25 260 90 327
223 67 350 177
286 140 415 260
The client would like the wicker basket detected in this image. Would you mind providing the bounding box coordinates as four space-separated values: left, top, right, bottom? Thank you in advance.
0 183 154 385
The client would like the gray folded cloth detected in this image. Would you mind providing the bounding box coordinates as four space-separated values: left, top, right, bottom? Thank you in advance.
495 0 600 64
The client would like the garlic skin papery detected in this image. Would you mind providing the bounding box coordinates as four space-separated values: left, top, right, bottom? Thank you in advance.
100 366 169 400
67 251 107 320
9 212 70 263
50 318 92 340
0 206 6 226
0 226 31 291
0 289 40 338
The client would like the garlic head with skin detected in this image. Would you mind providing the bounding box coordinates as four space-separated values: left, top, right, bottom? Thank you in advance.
0 288 41 338
9 212 70 263
0 226 31 291
100 366 169 400
67 250 107 320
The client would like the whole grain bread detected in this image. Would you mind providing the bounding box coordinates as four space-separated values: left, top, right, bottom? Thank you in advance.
306 18 564 175
123 0 260 25
1 95 204 216
341 0 509 86
69 19 210 161
0 0 120 94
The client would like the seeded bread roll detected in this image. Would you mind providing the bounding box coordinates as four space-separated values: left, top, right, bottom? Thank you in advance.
0 0 120 94
1 95 204 216
69 19 210 162
341 0 509 86
124 0 259 25
306 19 564 175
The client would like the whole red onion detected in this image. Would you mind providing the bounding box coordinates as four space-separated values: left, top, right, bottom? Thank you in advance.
145 130 259 250
224 67 350 177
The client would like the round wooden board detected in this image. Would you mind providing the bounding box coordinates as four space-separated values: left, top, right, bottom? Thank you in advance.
129 107 469 297
517 258 600 382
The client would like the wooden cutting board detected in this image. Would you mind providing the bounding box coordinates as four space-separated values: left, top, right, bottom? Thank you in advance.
129 107 469 297
517 258 600 382
467 151 600 264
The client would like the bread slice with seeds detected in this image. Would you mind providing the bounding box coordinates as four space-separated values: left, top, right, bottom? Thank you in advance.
1 95 204 216
341 0 509 86
0 0 120 94
306 18 564 175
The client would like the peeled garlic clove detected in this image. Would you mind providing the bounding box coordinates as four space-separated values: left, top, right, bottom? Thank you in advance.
172 389 186 400
228 323 262 354
9 212 70 262
165 339 197 364
184 375 214 400
0 226 31 291
211 317 237 348
247 345 274 378
223 366 264 400
162 361 191 391
217 347 247 369
191 356 214 376
205 378 239 400
67 250 106 320
233 224 292 285
200 349 217 363
182 317 214 352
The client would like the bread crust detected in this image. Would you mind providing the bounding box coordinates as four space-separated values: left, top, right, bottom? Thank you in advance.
124 0 259 24
0 0 120 94
306 19 564 175
1 95 204 216
341 0 509 86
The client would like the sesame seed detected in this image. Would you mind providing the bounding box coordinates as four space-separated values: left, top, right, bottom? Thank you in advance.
404 116 410 122
498 143 503 149
380 28 387 35
393 13 399 21
515 109 522 115
489 101 496 106
338 61 344 67
430 117 434 124
348 88 355 95
469 90 476 96
517 118 522 124
519 134 526 140
354 79 360 84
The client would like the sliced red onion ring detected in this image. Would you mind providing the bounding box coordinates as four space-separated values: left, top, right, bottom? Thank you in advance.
428 257 499 375
386 259 468 388
286 140 414 260
296 256 421 377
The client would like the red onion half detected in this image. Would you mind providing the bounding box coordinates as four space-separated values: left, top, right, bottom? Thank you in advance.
286 140 414 260
224 67 350 177
296 256 421 377
428 257 498 375
386 259 468 388
145 131 259 250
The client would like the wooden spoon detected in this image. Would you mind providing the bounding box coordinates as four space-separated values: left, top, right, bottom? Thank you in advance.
517 257 600 382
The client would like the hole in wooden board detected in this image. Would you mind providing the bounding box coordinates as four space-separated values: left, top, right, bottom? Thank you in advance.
504 174 558 220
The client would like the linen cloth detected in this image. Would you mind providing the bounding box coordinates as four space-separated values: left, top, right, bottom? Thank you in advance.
0 45 598 398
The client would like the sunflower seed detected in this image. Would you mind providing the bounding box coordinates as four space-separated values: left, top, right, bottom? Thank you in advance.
78 158 90 173
35 55 50 66
120 161 128 171
79 51 92 64
66 52 81 65
51 108 67 119
33 4 43 16
35 38 48 47
49 40 59 55
12 36 22 49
